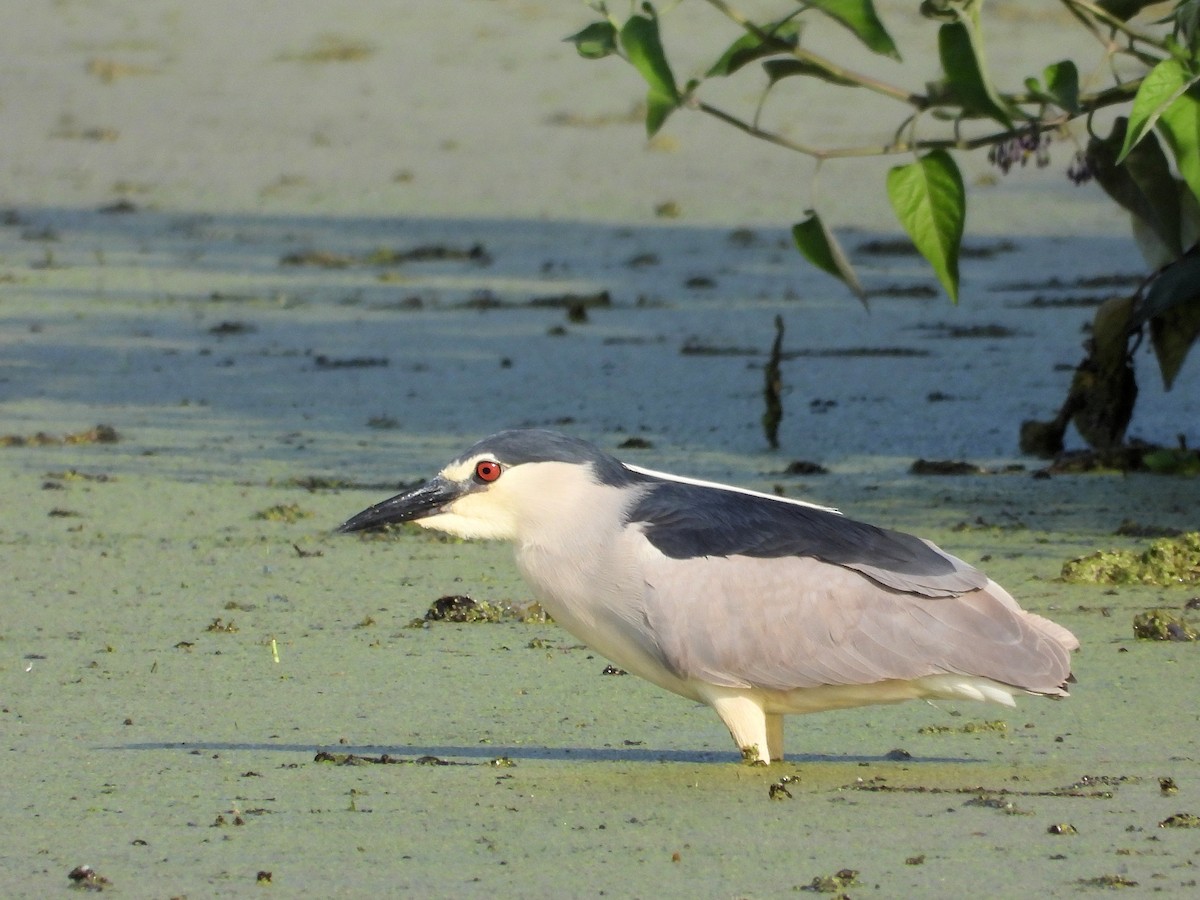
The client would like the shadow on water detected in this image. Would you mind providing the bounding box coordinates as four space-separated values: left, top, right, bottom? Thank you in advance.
101 739 983 766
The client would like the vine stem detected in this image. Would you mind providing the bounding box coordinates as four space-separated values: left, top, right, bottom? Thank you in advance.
696 72 1140 162
1059 0 1169 52
701 0 926 108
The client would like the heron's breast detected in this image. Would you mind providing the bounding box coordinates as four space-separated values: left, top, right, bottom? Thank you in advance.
511 538 683 685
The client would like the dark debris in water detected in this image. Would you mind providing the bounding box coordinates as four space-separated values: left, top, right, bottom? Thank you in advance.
415 594 552 626
910 458 986 476
952 515 1028 533
767 773 800 801
617 437 653 450
1078 874 1138 888
963 794 1030 815
1114 519 1183 539
281 243 489 268
1132 609 1198 641
858 237 919 256
917 719 1007 736
1159 812 1200 828
284 475 417 492
991 273 1141 292
780 460 829 476
865 283 938 299
800 868 859 894
1047 822 1078 835
1034 444 1200 475
253 502 313 523
68 864 111 891
679 339 758 357
1067 774 1141 791
208 320 255 335
528 290 611 310
848 775 1126 800
424 594 480 622
1011 293 1109 309
1 424 120 447
783 346 929 359
917 322 1024 339
313 354 388 369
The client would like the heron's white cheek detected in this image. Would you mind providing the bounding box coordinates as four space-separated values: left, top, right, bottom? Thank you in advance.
420 493 518 540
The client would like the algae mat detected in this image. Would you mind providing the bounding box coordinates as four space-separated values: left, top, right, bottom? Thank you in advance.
3 450 1200 896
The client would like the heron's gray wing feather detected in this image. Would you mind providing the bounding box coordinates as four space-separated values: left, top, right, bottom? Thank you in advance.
628 479 988 597
640 550 1074 694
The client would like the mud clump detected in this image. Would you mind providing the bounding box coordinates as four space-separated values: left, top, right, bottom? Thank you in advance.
413 594 552 626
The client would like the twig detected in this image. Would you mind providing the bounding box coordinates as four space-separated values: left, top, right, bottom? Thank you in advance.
701 0 926 108
762 315 785 450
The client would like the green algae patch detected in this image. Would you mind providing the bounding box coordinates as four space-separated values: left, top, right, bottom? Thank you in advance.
1132 609 1198 641
1061 532 1200 585
253 502 313 523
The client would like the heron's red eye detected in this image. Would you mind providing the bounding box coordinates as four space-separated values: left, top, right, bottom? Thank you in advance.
474 460 502 483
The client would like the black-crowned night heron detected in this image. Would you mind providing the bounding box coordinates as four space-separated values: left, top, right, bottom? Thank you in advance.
339 429 1077 763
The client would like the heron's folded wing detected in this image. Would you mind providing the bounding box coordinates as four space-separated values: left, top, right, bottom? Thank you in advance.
627 479 988 597
639 551 1074 694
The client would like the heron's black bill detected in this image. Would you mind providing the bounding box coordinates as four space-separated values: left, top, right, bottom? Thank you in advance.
337 476 458 533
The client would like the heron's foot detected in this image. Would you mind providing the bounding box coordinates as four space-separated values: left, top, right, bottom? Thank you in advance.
740 745 768 766
700 687 775 765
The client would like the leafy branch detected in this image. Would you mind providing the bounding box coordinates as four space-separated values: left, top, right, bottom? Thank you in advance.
568 0 1200 455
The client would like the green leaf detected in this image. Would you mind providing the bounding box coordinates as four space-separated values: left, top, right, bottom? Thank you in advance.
1024 62 1080 114
1174 2 1200 49
762 58 857 88
791 212 866 305
620 8 681 137
938 21 1013 128
1044 60 1080 113
565 21 618 60
1119 58 1200 163
1137 251 1200 389
706 20 801 78
886 150 966 302
804 0 900 60
1091 119 1184 260
1158 87 1200 207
